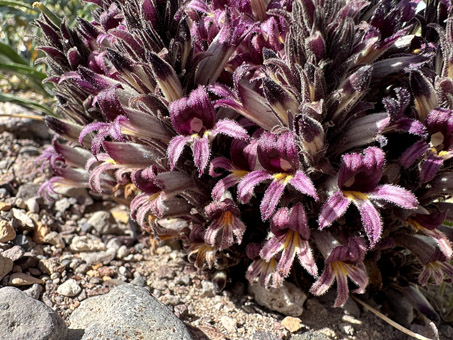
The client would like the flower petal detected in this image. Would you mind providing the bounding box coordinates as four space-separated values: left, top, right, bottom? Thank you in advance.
354 199 382 246
260 180 286 220
193 136 211 176
167 135 191 170
289 170 318 200
318 191 351 229
368 184 419 209
310 264 335 296
211 119 249 140
420 152 444 183
237 170 272 203
211 174 242 201
400 140 429 168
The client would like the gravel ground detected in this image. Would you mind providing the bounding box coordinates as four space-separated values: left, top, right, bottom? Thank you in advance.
0 103 452 340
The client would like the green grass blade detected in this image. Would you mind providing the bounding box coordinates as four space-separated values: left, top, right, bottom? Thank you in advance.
0 92 55 116
0 42 29 65
0 1 36 11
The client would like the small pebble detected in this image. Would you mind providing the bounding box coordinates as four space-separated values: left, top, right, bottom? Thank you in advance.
220 316 237 333
57 278 82 297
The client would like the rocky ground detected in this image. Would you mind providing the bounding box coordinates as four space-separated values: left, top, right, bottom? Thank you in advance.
0 103 452 340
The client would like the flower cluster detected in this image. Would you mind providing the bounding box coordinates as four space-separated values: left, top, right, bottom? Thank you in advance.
36 0 453 314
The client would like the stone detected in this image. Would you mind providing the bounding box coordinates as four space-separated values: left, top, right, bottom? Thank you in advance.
43 231 65 249
9 272 44 286
281 316 302 332
11 208 35 229
23 283 43 300
0 287 66 340
54 198 71 213
87 211 124 235
16 184 40 201
248 281 307 316
116 245 128 259
78 248 116 265
0 219 16 242
252 331 279 340
292 331 331 340
14 234 32 251
0 254 13 280
57 279 82 297
25 198 40 214
201 280 216 297
39 258 65 274
220 316 237 333
70 235 106 252
67 284 194 340
0 201 12 211
2 245 25 261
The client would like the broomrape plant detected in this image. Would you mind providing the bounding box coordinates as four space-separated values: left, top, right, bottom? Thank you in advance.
36 0 453 319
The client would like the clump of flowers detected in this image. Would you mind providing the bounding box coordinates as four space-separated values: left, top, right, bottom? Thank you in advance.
36 0 453 318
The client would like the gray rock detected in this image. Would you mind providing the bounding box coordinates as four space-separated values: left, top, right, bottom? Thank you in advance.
292 331 331 340
2 245 25 261
0 286 67 340
0 254 13 280
0 107 50 139
14 234 32 251
25 198 40 214
16 184 41 201
78 249 116 265
252 331 279 340
23 283 43 300
70 235 106 252
57 279 82 297
248 281 307 316
87 211 125 235
68 284 194 340
11 208 35 229
201 280 216 297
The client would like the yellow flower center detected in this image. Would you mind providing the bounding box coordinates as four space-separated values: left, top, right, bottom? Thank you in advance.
231 169 249 178
342 190 369 201
273 173 293 184
332 261 349 276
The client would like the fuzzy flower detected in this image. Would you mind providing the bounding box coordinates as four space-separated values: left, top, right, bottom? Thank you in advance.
238 131 317 220
204 199 246 250
168 86 249 175
260 203 318 278
319 147 419 246
310 233 369 307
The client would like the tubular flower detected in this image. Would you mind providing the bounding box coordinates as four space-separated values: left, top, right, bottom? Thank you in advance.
394 234 453 286
401 108 453 182
310 233 369 307
319 147 418 246
204 199 247 250
167 86 249 175
238 131 317 220
246 243 283 288
209 139 257 200
260 203 318 279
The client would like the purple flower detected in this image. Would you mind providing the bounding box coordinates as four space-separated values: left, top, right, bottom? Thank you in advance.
310 233 369 307
246 243 283 288
319 147 418 246
209 139 257 200
394 234 453 286
238 131 317 220
260 204 318 279
401 108 453 182
407 211 452 259
167 86 249 175
186 225 218 270
204 199 247 250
